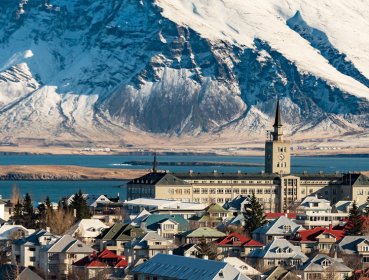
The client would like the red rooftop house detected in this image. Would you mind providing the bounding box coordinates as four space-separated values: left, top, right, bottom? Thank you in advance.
73 249 128 279
290 225 345 254
217 232 264 259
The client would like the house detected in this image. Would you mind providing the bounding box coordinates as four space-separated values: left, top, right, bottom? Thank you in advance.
248 239 308 269
0 264 44 280
188 203 230 229
124 232 176 265
140 214 189 239
0 225 34 241
291 225 345 254
295 196 348 229
72 249 128 279
66 219 109 245
223 195 250 214
129 209 151 227
217 232 264 259
97 223 144 255
173 243 201 258
11 229 59 268
0 198 14 221
131 253 251 280
224 257 261 278
39 234 94 279
261 266 300 280
337 236 369 268
175 227 226 245
298 254 353 280
252 216 303 244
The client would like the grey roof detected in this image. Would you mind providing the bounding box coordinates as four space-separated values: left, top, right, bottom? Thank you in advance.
127 232 175 250
13 229 55 246
263 266 300 280
45 235 94 254
223 195 250 211
337 236 369 254
252 216 302 236
176 172 279 181
0 264 44 280
128 172 190 186
132 253 250 280
300 254 353 273
342 173 369 186
248 239 308 262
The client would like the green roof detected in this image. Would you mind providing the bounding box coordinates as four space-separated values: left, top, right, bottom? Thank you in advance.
100 223 144 241
179 227 226 238
143 214 189 232
204 203 229 213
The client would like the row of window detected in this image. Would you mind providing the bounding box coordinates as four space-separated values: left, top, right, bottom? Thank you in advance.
192 188 278 195
192 180 273 184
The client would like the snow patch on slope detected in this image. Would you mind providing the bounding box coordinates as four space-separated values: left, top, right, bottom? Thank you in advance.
155 0 369 100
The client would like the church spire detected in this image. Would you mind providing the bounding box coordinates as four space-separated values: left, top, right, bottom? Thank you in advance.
273 99 282 127
152 152 158 173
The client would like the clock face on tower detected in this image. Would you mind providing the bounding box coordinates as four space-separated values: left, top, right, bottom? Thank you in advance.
279 153 285 161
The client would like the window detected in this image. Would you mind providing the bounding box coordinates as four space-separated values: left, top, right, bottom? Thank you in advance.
363 256 369 263
257 189 263 194
30 256 36 262
217 198 224 203
193 188 200 194
233 189 239 194
241 189 247 194
164 224 175 230
217 189 224 194
209 188 216 194
29 247 36 252
49 254 59 261
283 225 291 232
225 188 232 194
201 188 208 194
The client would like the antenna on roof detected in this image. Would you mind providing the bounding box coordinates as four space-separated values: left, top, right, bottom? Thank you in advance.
152 152 158 173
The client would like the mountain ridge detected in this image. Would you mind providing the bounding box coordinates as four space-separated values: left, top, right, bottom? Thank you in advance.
0 0 368 147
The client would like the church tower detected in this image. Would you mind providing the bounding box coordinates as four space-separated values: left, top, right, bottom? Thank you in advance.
265 101 291 174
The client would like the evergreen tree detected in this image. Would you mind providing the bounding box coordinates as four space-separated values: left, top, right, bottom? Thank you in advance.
243 193 267 235
196 237 217 260
70 190 91 221
45 196 52 210
22 193 35 228
12 199 23 224
37 203 47 229
348 201 363 235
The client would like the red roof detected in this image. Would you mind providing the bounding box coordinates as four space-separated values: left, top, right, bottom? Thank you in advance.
73 249 128 269
218 232 264 247
87 260 109 268
265 212 297 219
292 226 345 243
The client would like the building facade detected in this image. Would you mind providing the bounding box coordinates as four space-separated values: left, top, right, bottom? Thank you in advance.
127 102 369 212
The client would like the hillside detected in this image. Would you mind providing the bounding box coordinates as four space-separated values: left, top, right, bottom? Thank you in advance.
0 0 368 150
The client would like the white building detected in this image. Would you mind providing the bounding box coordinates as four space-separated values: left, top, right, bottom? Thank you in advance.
124 198 207 220
12 229 59 269
295 196 348 229
39 234 94 279
66 218 109 245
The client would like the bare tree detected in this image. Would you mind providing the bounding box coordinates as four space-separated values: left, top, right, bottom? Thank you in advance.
47 207 75 235
10 184 21 205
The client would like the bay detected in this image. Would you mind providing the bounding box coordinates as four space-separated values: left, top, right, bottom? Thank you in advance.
0 154 367 203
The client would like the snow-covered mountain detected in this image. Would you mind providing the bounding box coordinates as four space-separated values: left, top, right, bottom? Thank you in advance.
0 0 368 145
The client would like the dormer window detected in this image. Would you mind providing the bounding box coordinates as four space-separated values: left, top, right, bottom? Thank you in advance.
283 225 291 232
275 247 281 253
322 259 331 267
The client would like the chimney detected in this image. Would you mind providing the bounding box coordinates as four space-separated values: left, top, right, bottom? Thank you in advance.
329 224 333 230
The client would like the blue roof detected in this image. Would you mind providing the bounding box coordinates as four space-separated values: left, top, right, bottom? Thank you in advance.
132 253 227 279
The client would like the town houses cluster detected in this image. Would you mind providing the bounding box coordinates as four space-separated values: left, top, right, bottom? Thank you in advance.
0 102 368 280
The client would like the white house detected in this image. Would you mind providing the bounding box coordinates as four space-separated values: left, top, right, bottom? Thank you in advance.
66 218 109 245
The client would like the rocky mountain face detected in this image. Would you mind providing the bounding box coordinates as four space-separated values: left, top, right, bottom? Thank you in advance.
0 0 368 145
